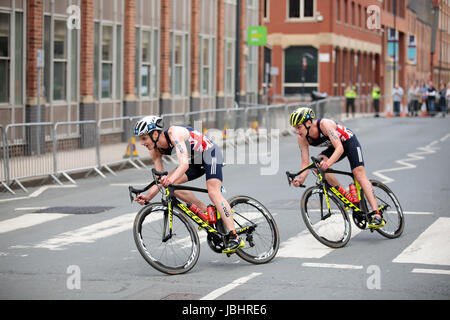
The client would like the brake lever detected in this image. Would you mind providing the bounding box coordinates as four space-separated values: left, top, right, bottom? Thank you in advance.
286 171 306 188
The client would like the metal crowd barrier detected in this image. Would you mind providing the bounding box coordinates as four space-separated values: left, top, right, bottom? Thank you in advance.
0 98 372 194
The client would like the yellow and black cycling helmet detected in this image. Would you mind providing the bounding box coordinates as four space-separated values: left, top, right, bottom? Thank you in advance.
289 107 315 127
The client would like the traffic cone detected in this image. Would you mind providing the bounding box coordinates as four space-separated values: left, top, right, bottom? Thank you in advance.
252 121 259 133
222 125 228 140
385 99 393 118
124 137 139 158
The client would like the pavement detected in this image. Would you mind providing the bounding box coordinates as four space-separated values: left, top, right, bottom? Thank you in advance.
0 116 449 302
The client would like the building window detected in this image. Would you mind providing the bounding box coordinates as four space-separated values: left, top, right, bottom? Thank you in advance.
0 13 9 103
44 15 78 103
135 27 157 99
288 0 314 19
264 0 269 20
201 37 212 95
141 30 151 97
101 25 113 99
53 20 67 101
15 12 23 105
171 33 188 97
174 34 183 96
224 40 234 95
336 0 340 21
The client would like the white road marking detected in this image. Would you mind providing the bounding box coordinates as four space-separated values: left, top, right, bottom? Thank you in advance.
372 133 448 184
403 211 433 215
0 185 77 204
302 262 363 270
29 212 137 250
278 222 362 259
412 268 450 276
393 217 450 266
0 213 68 234
14 207 49 211
200 272 262 300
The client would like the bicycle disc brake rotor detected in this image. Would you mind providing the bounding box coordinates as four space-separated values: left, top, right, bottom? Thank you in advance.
352 211 367 230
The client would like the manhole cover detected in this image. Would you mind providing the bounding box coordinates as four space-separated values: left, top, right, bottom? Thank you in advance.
33 206 114 214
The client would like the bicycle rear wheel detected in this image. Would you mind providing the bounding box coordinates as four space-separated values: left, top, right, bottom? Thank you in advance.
360 180 405 239
228 196 280 264
133 202 200 275
301 186 351 248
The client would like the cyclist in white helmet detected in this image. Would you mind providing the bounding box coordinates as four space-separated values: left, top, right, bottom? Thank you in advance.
133 115 245 253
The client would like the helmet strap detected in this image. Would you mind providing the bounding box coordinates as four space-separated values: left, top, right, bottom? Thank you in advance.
149 131 161 150
304 120 312 139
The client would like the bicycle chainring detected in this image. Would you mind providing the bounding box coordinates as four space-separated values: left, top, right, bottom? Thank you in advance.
206 234 224 253
352 211 367 230
206 220 226 253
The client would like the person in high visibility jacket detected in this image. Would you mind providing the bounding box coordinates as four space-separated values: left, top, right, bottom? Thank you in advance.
372 83 381 117
344 82 357 118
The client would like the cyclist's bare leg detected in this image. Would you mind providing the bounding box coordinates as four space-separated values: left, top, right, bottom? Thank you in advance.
171 174 208 212
352 165 378 212
206 178 235 233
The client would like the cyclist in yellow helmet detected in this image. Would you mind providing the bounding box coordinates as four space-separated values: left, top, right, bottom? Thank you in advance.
289 107 384 228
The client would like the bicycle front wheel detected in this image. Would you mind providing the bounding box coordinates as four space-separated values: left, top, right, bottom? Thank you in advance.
228 196 280 264
133 202 200 275
360 180 405 239
301 186 351 248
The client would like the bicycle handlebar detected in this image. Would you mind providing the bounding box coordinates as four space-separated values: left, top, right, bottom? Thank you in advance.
286 156 325 187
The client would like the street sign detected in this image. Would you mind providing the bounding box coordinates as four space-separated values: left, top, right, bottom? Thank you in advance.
247 26 267 46
37 49 44 68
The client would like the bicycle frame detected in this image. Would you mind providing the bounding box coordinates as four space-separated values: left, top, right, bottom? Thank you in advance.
286 157 367 216
129 170 255 246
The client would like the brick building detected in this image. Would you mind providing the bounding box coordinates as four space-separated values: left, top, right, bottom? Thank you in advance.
263 0 446 111
0 0 264 130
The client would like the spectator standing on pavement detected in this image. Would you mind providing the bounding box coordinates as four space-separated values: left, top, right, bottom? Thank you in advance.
420 81 428 114
438 82 447 117
371 83 381 117
426 80 437 116
392 83 404 117
344 81 357 118
407 81 420 117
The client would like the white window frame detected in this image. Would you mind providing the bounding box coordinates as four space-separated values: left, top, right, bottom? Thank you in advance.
287 0 316 21
0 11 11 106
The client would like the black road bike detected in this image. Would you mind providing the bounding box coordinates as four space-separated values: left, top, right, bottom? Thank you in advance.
286 157 405 248
129 169 280 274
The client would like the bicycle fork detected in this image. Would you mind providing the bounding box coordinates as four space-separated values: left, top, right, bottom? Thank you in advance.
162 202 173 242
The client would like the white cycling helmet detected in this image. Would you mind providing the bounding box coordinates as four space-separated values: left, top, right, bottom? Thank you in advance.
134 115 163 136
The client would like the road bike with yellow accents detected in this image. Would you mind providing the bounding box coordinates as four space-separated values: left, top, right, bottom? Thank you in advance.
286 157 404 248
129 169 279 275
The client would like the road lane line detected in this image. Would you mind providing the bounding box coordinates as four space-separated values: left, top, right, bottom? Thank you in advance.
0 213 68 234
200 272 262 300
372 134 449 184
31 212 137 250
0 185 77 204
302 262 363 270
403 211 433 215
278 224 362 259
393 217 450 266
14 207 49 211
412 268 450 276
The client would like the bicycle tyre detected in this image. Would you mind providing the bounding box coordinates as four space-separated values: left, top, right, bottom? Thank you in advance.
360 180 405 239
228 195 280 264
133 202 200 275
301 186 351 248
